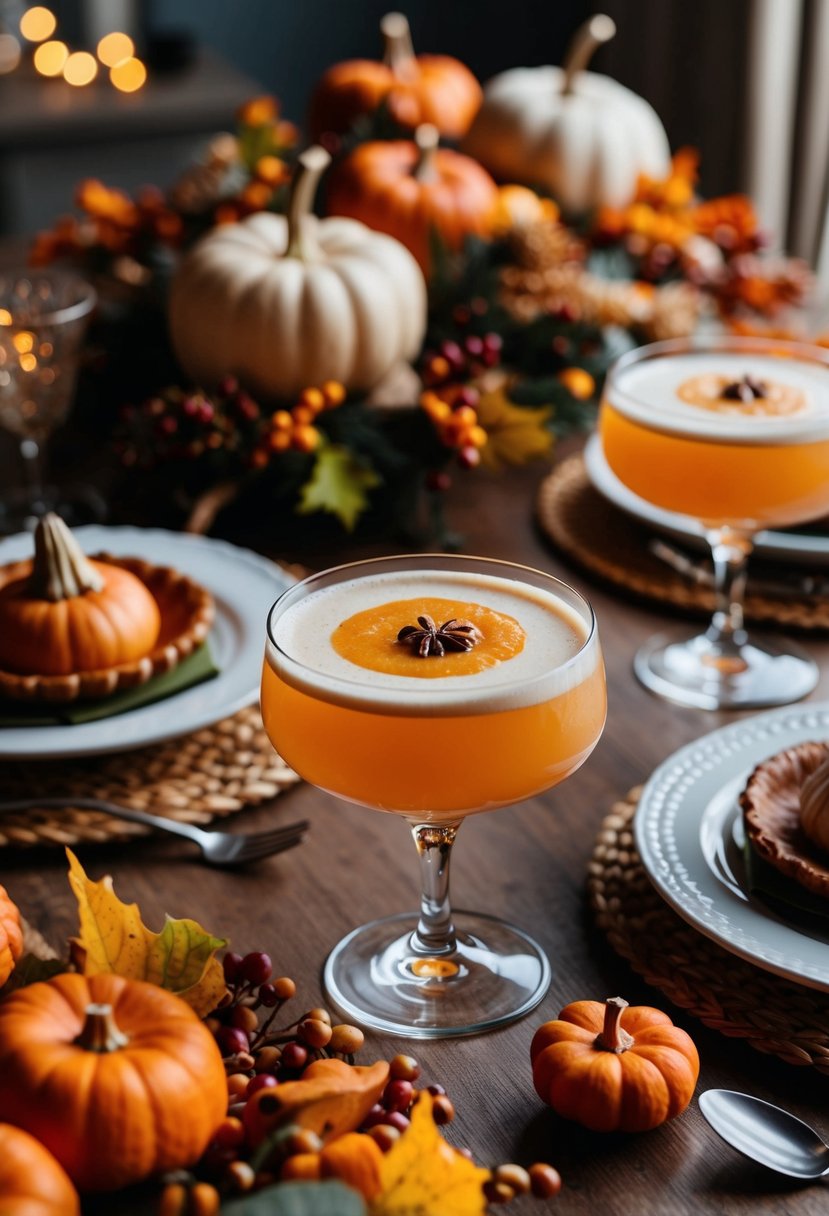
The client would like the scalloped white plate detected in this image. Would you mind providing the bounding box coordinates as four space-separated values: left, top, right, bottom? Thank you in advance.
584 432 829 567
635 702 829 992
0 526 293 759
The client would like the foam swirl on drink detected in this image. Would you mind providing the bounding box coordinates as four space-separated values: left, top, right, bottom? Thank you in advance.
266 569 596 715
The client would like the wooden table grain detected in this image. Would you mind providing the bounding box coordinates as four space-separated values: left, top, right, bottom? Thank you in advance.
4 458 829 1216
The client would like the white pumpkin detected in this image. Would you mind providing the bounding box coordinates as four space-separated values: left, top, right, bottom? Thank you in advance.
168 147 427 401
462 14 670 214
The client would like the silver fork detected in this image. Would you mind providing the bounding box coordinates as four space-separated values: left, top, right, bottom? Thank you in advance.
0 797 309 867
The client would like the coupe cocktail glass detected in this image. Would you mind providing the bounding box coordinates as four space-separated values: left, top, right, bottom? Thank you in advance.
262 554 606 1038
600 336 829 709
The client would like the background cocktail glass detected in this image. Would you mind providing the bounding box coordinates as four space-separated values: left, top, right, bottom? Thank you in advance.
0 270 98 534
262 554 606 1038
599 336 829 710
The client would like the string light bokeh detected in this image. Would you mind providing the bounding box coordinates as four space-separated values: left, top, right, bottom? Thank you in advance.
0 5 148 90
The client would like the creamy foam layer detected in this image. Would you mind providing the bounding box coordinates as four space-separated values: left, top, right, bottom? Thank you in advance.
609 352 829 444
266 569 597 714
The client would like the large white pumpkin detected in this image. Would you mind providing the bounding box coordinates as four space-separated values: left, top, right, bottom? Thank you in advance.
169 147 427 401
462 15 670 214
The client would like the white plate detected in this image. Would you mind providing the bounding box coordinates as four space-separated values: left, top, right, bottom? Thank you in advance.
0 526 293 759
584 432 829 567
635 702 829 993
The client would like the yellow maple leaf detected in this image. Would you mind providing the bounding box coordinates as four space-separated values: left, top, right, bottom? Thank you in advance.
475 386 554 471
66 849 228 1016
371 1091 490 1216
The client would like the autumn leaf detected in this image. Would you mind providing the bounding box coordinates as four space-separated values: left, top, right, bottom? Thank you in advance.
475 386 554 471
298 444 381 531
371 1092 490 1216
66 849 227 1016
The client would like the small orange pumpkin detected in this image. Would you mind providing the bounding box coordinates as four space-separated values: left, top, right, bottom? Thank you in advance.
309 12 481 142
0 972 227 1191
0 513 160 676
0 1124 80 1216
0 884 23 988
530 996 699 1133
326 123 498 276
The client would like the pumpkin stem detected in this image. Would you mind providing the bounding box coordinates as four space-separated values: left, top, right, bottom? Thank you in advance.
413 123 440 182
595 996 634 1054
28 513 104 601
286 146 331 261
75 1003 129 1053
381 11 417 79
561 13 616 95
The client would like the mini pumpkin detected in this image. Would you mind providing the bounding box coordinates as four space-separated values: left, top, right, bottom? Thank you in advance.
0 514 161 677
169 146 427 401
0 884 23 988
530 996 699 1132
326 123 498 276
0 972 227 1192
309 11 482 141
0 1124 80 1216
462 14 670 213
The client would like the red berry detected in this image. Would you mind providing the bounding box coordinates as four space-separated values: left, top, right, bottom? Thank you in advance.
258 983 279 1007
223 952 243 983
280 1041 308 1071
383 1111 410 1133
425 470 451 493
383 1079 414 1113
361 1104 388 1130
197 402 215 424
440 340 465 371
240 953 273 986
218 375 239 395
426 1083 446 1096
246 1074 278 1100
482 332 503 353
457 445 480 470
453 386 480 409
217 1026 250 1057
464 335 484 359
480 347 500 368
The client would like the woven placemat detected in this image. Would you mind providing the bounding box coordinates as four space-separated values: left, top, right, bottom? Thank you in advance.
588 789 829 1074
538 454 829 630
0 705 299 849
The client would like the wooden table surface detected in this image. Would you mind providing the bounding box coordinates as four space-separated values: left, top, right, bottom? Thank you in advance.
4 456 829 1216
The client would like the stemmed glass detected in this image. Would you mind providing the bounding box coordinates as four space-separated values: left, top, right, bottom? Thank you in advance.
0 269 98 534
262 554 606 1038
599 336 829 710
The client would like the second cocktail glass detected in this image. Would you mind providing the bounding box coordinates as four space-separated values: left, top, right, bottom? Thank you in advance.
600 337 829 710
262 554 606 1038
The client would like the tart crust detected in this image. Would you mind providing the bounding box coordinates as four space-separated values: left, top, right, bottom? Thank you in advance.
741 740 829 898
0 553 214 703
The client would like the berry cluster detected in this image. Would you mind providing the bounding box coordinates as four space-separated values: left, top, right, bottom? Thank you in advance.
421 383 488 470
421 331 503 390
252 381 346 465
156 951 562 1213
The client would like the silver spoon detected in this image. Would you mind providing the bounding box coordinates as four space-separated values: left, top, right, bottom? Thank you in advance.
699 1089 829 1179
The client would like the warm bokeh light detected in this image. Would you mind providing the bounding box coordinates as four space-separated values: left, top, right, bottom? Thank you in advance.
97 31 133 67
0 310 11 326
33 39 67 76
63 50 97 86
19 6 56 42
110 56 146 92
13 332 34 354
19 353 37 372
0 33 22 74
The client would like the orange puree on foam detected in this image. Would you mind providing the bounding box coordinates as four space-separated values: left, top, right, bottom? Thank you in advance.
331 596 525 679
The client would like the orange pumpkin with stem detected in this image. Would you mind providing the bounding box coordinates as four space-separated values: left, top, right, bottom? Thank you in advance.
0 885 23 988
309 12 482 141
0 1124 80 1216
326 123 498 277
530 996 699 1132
0 513 160 676
0 972 227 1192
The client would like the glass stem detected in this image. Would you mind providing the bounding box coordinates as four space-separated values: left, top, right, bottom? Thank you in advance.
704 527 753 649
409 821 460 956
20 437 47 517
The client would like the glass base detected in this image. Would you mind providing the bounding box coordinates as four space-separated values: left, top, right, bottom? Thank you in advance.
323 910 551 1039
0 483 107 535
634 626 819 710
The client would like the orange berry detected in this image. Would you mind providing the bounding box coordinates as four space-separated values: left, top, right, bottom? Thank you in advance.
529 1162 562 1198
238 95 278 126
432 1094 455 1124
190 1183 221 1216
268 430 292 453
328 1024 364 1054
298 1017 333 1049
466 425 488 448
558 367 595 400
291 404 315 426
214 204 240 226
254 155 287 186
322 380 346 407
226 1072 250 1100
299 387 326 413
271 409 293 430
281 1152 322 1182
292 425 320 453
494 1164 531 1195
240 182 272 211
451 405 477 428
157 1183 188 1216
429 355 451 380
273 976 296 999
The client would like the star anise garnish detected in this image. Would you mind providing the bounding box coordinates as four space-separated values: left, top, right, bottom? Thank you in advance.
722 374 768 402
396 615 483 658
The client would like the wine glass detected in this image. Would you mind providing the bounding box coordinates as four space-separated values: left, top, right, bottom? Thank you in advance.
262 554 606 1038
599 336 829 710
0 269 98 534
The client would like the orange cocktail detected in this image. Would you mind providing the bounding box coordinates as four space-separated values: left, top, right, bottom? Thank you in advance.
598 337 829 710
262 555 605 1038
